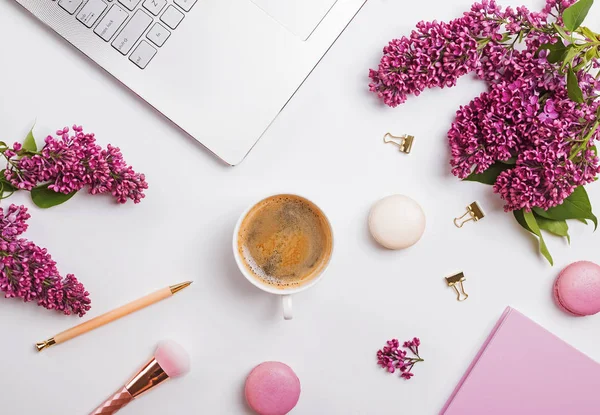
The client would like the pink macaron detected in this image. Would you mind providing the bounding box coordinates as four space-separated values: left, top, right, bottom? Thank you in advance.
553 261 600 316
245 362 301 415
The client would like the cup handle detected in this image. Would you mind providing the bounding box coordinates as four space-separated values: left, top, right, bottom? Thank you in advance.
282 295 293 320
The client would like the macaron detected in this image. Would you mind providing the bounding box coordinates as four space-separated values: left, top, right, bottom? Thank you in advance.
245 362 301 415
368 194 426 250
553 261 600 316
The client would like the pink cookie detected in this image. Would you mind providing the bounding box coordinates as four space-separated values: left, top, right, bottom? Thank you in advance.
245 362 301 415
554 261 600 316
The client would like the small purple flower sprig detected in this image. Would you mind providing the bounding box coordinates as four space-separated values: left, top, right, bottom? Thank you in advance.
0 125 148 208
377 338 424 380
0 204 91 316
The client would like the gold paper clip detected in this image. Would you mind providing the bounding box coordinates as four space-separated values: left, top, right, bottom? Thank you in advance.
446 272 469 302
383 133 414 154
454 201 485 228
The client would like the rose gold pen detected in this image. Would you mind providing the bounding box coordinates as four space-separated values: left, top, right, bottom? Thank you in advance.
35 281 192 352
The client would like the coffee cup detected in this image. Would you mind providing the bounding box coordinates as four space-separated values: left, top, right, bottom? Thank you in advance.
232 194 334 320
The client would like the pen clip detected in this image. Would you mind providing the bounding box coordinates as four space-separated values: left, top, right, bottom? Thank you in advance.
383 133 414 154
454 201 485 228
446 272 469 302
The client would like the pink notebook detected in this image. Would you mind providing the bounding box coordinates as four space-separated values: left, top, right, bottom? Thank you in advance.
441 307 600 414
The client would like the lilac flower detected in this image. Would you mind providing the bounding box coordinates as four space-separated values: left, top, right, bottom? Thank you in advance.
542 0 577 19
3 126 148 204
377 338 424 380
448 77 540 178
0 204 91 316
493 140 599 211
368 17 480 107
538 100 559 123
0 204 30 243
369 0 558 106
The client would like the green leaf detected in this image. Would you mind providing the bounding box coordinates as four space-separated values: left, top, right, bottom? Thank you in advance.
0 179 16 193
563 0 594 32
567 67 585 103
500 156 517 165
533 186 597 230
553 23 570 40
0 178 16 200
585 46 598 62
31 184 77 208
580 26 598 40
22 127 37 153
477 38 490 50
514 209 533 233
523 210 554 265
539 39 568 63
573 60 587 72
463 162 511 185
534 213 570 244
561 46 579 70
0 170 17 200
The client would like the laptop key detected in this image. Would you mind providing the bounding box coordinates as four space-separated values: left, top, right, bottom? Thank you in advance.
143 0 167 16
118 0 142 11
77 0 107 27
147 23 171 47
59 0 84 14
112 9 153 55
160 5 184 29
129 41 157 69
173 0 197 12
94 4 128 41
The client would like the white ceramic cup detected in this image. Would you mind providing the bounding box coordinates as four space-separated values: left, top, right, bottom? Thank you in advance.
232 194 334 320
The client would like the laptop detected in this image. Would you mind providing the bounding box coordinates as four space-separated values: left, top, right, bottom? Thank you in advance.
15 0 366 165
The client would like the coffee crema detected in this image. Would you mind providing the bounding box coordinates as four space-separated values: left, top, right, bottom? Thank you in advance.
237 194 333 289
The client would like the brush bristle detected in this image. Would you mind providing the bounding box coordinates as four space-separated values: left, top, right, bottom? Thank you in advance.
154 340 191 378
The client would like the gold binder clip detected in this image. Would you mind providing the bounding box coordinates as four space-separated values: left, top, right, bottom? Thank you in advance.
446 272 469 302
383 133 414 154
454 201 485 228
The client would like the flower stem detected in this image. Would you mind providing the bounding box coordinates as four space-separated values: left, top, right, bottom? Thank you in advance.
570 120 600 160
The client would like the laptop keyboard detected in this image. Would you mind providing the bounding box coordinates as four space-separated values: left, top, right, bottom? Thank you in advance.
57 0 196 69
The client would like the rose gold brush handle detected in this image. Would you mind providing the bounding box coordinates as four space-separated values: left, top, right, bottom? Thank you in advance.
89 387 133 415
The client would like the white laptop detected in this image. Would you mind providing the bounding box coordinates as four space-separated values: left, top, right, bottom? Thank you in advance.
14 0 366 165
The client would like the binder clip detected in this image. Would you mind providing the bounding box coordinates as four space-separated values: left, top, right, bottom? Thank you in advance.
454 201 485 228
446 272 469 302
383 133 414 154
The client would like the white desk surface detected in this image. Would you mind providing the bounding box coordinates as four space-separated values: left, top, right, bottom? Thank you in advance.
1 0 600 413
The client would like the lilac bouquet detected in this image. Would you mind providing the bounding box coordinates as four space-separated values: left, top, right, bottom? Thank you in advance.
0 125 147 315
369 0 600 264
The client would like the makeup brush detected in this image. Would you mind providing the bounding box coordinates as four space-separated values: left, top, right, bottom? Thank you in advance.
90 340 191 415
36 281 192 352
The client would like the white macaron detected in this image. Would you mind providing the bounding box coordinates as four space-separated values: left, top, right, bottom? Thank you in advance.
368 195 426 249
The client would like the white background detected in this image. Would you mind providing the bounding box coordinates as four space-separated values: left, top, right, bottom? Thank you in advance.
1 0 600 414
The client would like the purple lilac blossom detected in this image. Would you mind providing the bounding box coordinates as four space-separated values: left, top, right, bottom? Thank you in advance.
0 204 91 316
368 18 480 107
4 126 148 204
